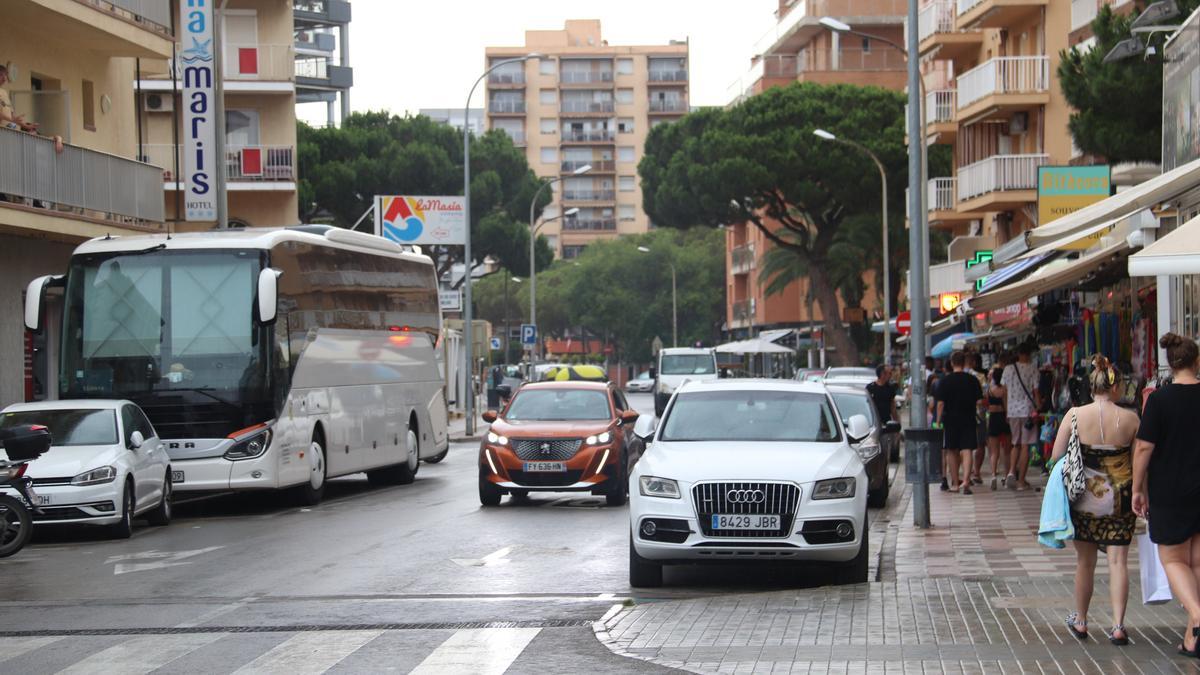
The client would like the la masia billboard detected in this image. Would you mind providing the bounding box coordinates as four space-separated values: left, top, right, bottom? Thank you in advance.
374 196 467 246
1037 165 1111 248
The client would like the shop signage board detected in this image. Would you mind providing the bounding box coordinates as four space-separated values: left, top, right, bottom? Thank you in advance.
438 290 461 312
1037 166 1112 248
965 250 993 292
1164 10 1200 172
180 0 217 221
375 196 467 246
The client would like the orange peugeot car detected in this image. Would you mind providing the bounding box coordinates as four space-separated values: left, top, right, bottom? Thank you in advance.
478 381 642 507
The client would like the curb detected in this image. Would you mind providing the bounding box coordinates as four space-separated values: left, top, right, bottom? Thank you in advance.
592 605 697 674
449 435 484 444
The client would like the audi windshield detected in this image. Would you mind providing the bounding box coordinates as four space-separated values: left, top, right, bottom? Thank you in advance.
661 390 841 442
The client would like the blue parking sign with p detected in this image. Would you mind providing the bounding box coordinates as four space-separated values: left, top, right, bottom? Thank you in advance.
520 324 537 346
490 337 502 351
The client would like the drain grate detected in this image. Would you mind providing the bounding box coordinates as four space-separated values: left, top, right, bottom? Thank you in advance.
0 618 593 637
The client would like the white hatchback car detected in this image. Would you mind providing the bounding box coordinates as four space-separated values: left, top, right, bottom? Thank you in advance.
0 400 172 538
628 380 871 587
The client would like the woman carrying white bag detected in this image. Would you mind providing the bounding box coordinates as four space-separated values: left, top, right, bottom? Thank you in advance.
1133 333 1200 659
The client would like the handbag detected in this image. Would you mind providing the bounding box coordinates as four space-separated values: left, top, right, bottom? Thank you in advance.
1061 411 1086 502
1138 530 1173 605
1038 460 1075 549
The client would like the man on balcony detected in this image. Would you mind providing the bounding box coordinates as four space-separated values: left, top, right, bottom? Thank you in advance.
0 65 36 133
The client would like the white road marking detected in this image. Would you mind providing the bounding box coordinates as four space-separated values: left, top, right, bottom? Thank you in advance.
451 545 513 567
0 636 63 663
56 633 225 675
103 546 224 575
173 596 259 628
233 629 382 674
409 627 541 675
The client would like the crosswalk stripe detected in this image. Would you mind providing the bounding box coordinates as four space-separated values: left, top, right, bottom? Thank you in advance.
0 636 64 663
56 633 226 675
409 627 541 675
233 629 383 674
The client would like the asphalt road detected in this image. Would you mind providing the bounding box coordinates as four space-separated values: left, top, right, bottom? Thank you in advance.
0 391 883 673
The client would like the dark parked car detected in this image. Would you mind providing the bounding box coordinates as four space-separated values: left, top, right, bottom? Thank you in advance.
828 385 898 508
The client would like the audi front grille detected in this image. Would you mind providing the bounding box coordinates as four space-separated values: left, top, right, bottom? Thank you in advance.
692 482 801 538
511 439 582 461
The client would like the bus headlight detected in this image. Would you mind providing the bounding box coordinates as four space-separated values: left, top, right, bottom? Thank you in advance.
225 429 272 461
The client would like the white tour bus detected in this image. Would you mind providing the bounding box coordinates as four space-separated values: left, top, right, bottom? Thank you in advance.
24 226 449 504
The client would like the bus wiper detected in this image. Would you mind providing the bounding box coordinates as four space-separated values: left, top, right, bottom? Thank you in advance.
124 243 168 257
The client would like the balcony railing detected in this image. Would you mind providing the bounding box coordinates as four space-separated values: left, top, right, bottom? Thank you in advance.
562 189 616 201
488 72 525 85
562 159 615 173
562 130 615 143
561 100 615 114
560 71 614 84
563 218 617 231
226 44 295 80
494 128 525 144
0 127 163 223
731 244 756 274
958 56 1049 109
293 0 351 22
107 0 173 33
928 89 956 124
649 69 688 82
140 144 295 183
957 154 1049 202
1072 0 1099 30
918 0 957 42
649 99 687 113
957 0 985 14
927 177 957 211
489 100 526 114
754 0 908 57
732 298 756 323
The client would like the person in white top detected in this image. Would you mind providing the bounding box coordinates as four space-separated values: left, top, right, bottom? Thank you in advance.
1000 343 1040 490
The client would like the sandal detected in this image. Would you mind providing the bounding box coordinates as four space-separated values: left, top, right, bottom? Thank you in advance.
1066 613 1088 640
1106 624 1129 646
1178 626 1200 657
961 484 973 495
990 477 997 491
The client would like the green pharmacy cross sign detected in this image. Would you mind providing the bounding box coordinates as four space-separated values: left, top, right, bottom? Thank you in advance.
966 251 993 293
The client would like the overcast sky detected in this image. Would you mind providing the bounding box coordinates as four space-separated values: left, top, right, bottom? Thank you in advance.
298 0 778 124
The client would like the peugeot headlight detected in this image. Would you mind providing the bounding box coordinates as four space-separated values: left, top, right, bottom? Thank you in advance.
486 432 509 446
71 465 116 486
585 431 612 445
812 477 856 500
224 428 272 461
639 476 681 499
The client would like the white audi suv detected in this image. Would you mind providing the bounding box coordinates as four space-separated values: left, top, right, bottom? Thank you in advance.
628 379 871 587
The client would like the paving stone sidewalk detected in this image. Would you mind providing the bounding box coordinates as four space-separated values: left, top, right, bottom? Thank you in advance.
597 471 1200 673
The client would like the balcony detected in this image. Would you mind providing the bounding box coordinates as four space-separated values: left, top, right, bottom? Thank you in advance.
0 126 163 227
917 0 983 60
731 298 756 326
561 130 615 144
1072 0 1099 31
562 189 616 202
293 0 352 25
927 89 957 144
488 72 525 87
9 0 173 58
648 99 688 114
956 0 1047 30
731 244 756 275
145 44 296 93
295 56 353 89
926 177 976 227
754 0 908 59
957 56 1049 122
141 144 296 187
493 128 525 145
562 159 615 173
488 100 526 115
560 71 614 86
649 69 688 83
563 218 617 231
561 100 615 115
956 153 1048 212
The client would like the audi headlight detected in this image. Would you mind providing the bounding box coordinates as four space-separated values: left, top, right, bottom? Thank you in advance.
71 465 116 486
486 432 509 446
812 477 856 500
585 431 612 445
224 429 272 461
639 476 680 499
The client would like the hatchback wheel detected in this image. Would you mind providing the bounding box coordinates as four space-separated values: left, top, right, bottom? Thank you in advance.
109 481 134 539
145 472 173 526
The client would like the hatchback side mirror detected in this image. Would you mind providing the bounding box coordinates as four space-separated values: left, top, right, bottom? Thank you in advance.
846 414 871 444
129 430 145 450
481 410 498 423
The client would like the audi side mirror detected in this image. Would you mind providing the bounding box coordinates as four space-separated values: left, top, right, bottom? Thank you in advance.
633 415 657 442
846 414 871 444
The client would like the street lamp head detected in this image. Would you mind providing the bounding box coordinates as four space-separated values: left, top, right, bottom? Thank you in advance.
564 207 580 216
819 17 852 33
1103 37 1147 63
1131 0 1180 30
524 52 545 61
813 129 837 141
571 163 593 175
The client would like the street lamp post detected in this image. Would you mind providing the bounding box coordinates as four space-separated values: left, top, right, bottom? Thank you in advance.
463 53 541 436
813 129 891 367
529 165 591 362
504 276 521 361
637 246 677 347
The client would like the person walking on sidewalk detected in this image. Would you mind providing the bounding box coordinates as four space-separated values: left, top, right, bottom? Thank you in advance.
1002 343 1040 490
970 353 989 485
1050 355 1139 646
986 365 1012 490
936 351 983 494
1133 333 1200 657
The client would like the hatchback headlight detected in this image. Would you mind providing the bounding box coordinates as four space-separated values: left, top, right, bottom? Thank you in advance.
639 476 680 499
812 477 856 500
71 466 116 486
486 432 509 446
585 431 612 445
225 429 272 461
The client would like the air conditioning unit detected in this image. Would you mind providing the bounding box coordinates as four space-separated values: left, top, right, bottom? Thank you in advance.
1009 111 1029 135
143 93 173 113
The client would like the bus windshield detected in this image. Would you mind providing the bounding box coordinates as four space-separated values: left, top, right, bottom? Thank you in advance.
59 249 278 438
660 354 716 375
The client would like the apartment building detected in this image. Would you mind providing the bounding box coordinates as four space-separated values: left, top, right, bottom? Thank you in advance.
137 0 323 229
724 0 906 340
0 0 174 405
484 20 689 259
294 0 352 126
1069 0 1140 48
420 108 485 136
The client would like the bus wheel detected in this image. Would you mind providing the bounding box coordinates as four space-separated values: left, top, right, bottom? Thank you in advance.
294 436 327 506
367 427 420 486
423 447 449 464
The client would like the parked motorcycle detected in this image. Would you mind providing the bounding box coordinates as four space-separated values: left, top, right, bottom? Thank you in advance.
0 424 52 558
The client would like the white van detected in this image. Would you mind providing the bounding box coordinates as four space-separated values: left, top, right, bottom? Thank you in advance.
652 347 718 417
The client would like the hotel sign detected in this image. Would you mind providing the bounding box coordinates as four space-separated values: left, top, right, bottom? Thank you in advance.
1037 166 1111 248
180 0 217 221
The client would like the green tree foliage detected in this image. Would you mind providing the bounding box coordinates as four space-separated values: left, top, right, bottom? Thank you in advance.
297 112 554 282
471 228 725 364
639 82 910 365
1059 2 1200 163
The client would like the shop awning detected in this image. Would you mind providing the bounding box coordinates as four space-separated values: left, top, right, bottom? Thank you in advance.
963 240 1130 315
977 253 1055 293
715 338 795 355
992 157 1200 264
1129 213 1200 276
